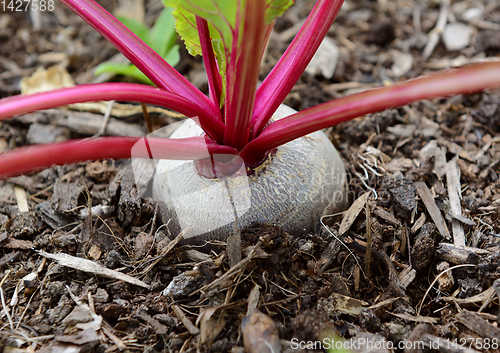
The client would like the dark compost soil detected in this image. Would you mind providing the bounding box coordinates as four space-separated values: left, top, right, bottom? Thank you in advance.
1 0 500 352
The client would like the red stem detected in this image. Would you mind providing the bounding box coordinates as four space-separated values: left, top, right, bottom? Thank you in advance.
251 0 344 137
196 16 223 115
241 62 500 166
59 0 218 120
223 0 266 150
0 83 225 140
0 136 237 179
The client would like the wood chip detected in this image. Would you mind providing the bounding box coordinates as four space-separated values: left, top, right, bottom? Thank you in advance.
373 206 400 226
54 328 100 345
442 286 495 305
415 182 451 240
116 0 144 24
457 158 478 182
102 321 127 351
227 228 242 268
385 158 414 173
436 262 454 292
437 138 473 162
419 139 439 161
475 312 498 321
305 36 340 79
14 186 29 213
242 310 280 353
456 310 500 339
436 243 479 265
172 305 199 336
411 213 426 233
36 250 149 289
247 284 261 315
0 251 20 268
140 229 184 275
422 0 447 59
367 297 399 311
197 307 226 344
135 310 168 335
419 140 447 176
446 158 465 248
278 18 306 42
184 249 212 264
319 292 369 316
474 136 500 160
2 238 33 249
195 242 269 295
389 312 439 323
0 232 8 244
398 266 416 289
493 279 500 301
56 113 145 137
339 192 370 236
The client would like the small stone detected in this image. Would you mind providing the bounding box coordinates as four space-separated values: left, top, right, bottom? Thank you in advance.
62 305 94 326
442 23 474 51
27 123 69 144
305 37 340 79
48 296 73 324
461 8 483 21
387 124 416 137
390 50 413 77
242 310 281 353
0 183 15 201
104 250 122 269
0 139 7 153
154 313 180 327
93 288 109 303
133 232 153 260
411 223 437 272
88 245 102 261
0 214 9 228
163 273 202 299
382 175 417 218
8 212 39 239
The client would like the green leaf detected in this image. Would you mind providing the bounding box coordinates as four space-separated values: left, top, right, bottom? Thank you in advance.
265 0 294 23
94 62 154 85
164 0 293 54
95 44 180 85
149 8 177 56
116 16 149 43
169 7 202 56
96 9 181 86
163 0 238 92
168 6 227 95
164 0 292 102
164 0 236 58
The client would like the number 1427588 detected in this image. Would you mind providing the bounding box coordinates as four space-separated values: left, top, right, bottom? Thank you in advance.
1 0 54 11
